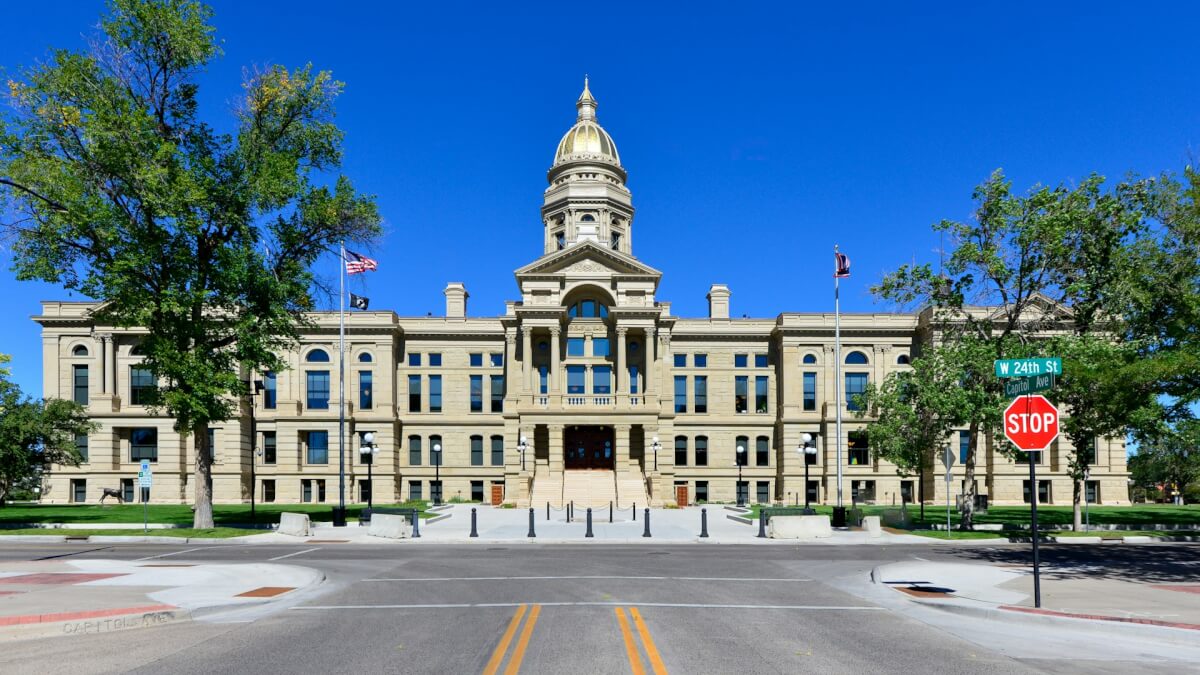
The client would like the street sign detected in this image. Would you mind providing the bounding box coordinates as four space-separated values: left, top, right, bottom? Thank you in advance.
994 357 1062 378
1004 373 1056 397
1003 394 1060 451
940 447 956 470
138 459 153 488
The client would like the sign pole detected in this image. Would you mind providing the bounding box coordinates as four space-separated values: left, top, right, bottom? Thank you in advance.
142 486 148 535
1026 391 1042 608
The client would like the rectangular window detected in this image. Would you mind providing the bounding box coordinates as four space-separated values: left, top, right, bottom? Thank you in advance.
674 376 687 413
539 365 549 395
491 436 504 466
694 353 707 368
755 354 768 368
130 428 158 462
130 366 155 405
408 436 422 466
1023 480 1051 504
1017 450 1044 465
208 428 217 462
409 480 422 501
75 433 89 463
470 374 483 412
736 436 749 466
567 338 585 357
429 353 442 367
302 479 313 503
755 376 769 413
408 375 422 412
306 430 329 464
408 353 421 367
264 372 277 409
358 431 375 464
735 376 748 413
1078 439 1097 465
803 372 817 411
959 430 971 464
757 481 770 504
696 480 709 503
593 338 610 358
360 479 371 504
1085 480 1099 503
673 353 686 368
628 365 638 395
359 371 373 410
122 478 135 504
429 375 442 413
674 436 688 466
756 436 770 466
471 436 484 466
430 435 442 466
317 480 327 502
72 364 89 405
490 375 504 412
734 354 748 368
263 480 276 503
306 370 330 410
695 436 708 466
263 432 276 464
848 430 869 466
567 365 586 394
71 479 86 503
471 480 485 502
593 366 611 394
806 444 818 465
490 353 503 367
845 373 868 411
470 353 483 367
694 376 707 413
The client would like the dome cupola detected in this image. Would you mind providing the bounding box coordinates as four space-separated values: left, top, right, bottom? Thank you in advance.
553 78 622 168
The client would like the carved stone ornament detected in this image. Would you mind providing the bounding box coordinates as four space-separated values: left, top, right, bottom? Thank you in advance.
563 260 610 274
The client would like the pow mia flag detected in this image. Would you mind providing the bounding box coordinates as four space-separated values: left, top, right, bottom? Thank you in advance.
350 293 370 310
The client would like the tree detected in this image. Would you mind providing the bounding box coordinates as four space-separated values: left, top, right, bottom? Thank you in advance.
0 355 95 504
0 0 381 526
1130 421 1200 505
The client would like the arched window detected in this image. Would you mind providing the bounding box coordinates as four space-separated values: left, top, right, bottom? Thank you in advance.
580 214 596 222
358 352 373 363
845 351 869 365
896 354 910 365
72 345 89 357
802 354 817 365
567 299 610 319
306 349 330 363
629 342 639 353
130 344 147 356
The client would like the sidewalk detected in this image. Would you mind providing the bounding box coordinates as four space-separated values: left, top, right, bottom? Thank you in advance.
873 559 1200 637
0 558 323 641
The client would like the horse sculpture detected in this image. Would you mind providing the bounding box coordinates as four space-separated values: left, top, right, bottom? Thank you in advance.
99 487 125 505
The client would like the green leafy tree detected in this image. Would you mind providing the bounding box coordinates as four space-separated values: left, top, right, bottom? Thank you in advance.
0 0 381 526
0 355 96 503
1130 421 1200 505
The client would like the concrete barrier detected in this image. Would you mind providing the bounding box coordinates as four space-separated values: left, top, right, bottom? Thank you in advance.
278 512 312 537
1054 536 1102 544
768 515 832 540
368 513 411 539
863 515 882 538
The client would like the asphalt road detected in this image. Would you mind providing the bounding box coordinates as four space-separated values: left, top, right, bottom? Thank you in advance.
1 542 1196 675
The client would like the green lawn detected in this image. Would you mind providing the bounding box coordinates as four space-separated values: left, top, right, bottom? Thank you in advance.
742 503 1200 531
904 528 1189 541
0 527 256 538
0 501 432 525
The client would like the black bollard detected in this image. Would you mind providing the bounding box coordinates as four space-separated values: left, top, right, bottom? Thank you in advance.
568 502 573 523
610 501 613 523
586 508 594 538
411 508 421 538
633 502 637 521
757 509 767 538
470 507 479 538
547 502 550 521
700 508 709 538
528 507 536 538
642 508 651 537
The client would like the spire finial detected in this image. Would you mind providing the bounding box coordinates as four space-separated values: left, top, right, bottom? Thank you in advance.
576 75 597 121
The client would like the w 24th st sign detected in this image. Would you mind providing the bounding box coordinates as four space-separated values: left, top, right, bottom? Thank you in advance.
1003 394 1060 451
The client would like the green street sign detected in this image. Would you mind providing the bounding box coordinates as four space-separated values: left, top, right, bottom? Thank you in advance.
994 357 1062 378
1004 373 1056 397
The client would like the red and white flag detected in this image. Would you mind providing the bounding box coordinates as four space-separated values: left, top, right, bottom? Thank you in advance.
344 249 378 274
834 251 851 278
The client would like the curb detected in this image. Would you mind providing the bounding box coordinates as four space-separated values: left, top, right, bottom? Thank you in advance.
0 605 192 642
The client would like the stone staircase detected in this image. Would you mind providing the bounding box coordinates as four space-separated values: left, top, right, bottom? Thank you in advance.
528 462 563 508
616 472 649 509
561 470 617 509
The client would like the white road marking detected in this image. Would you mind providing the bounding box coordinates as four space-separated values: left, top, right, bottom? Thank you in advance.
269 547 321 561
135 546 206 561
912 556 929 562
293 602 883 611
362 576 813 582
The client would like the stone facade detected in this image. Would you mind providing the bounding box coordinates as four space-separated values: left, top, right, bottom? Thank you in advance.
33 81 1130 508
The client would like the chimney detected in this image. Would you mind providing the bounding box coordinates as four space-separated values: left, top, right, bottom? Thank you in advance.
444 282 468 319
707 284 731 320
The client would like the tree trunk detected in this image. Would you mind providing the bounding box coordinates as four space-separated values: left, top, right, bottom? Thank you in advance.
193 421 214 529
919 462 925 522
1072 478 1083 530
960 421 980 530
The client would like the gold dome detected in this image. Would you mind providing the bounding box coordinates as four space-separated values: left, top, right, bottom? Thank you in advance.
553 78 621 166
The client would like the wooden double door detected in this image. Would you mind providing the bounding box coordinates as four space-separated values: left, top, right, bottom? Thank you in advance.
564 425 614 470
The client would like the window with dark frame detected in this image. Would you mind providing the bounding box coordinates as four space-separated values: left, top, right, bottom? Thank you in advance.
674 436 688 466
490 375 504 412
695 436 708 466
130 428 158 462
306 430 329 465
130 366 155 405
72 364 89 405
470 375 483 412
471 436 484 466
756 436 770 466
263 432 276 464
491 436 504 466
694 376 707 413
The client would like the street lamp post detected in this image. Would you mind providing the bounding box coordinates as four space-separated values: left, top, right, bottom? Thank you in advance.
517 435 528 472
798 433 818 512
246 378 264 523
1082 468 1090 532
432 442 442 506
651 436 661 471
359 432 378 515
735 444 746 507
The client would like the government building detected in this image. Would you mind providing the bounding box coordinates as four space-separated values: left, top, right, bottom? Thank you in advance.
34 81 1130 509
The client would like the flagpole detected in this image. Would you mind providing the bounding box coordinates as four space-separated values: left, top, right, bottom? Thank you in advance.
337 241 347 526
834 244 844 510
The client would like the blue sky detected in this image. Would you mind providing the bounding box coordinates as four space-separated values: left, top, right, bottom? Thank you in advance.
2 1 1198 397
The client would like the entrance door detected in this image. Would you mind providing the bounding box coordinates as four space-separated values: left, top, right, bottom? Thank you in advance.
564 426 614 470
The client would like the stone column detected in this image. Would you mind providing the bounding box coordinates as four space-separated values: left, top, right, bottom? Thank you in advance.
548 423 564 475
549 327 561 393
614 424 632 473
644 327 656 395
102 334 116 394
504 329 517 400
616 327 627 396
521 326 532 394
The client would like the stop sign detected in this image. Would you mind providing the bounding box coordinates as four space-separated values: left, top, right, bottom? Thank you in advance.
1003 394 1059 451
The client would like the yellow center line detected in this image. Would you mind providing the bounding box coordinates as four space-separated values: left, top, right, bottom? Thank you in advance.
482 604 527 675
504 604 542 675
630 607 668 675
615 607 646 675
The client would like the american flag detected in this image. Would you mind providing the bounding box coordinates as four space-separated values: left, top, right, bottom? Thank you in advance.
344 249 378 274
834 251 851 278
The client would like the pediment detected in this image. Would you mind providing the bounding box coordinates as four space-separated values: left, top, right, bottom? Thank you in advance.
515 241 662 278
